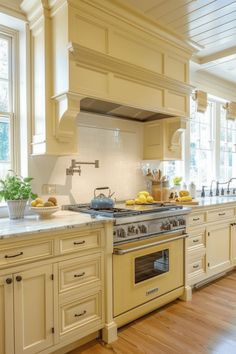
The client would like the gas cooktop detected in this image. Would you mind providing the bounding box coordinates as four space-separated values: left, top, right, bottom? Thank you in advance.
66 203 183 218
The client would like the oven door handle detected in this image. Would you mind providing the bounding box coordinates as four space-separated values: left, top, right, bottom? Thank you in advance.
113 233 188 255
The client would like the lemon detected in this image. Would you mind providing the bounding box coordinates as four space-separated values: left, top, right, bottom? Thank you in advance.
35 197 44 206
137 194 147 203
147 196 154 203
138 191 149 197
31 200 37 207
125 199 135 205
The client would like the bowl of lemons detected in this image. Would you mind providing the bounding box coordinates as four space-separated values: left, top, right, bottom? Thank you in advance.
30 197 60 218
126 191 154 206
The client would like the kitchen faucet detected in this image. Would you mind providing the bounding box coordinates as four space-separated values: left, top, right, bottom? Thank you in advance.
209 180 217 197
227 178 236 194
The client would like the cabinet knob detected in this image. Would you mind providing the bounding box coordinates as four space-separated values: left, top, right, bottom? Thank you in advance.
6 278 13 284
16 275 22 282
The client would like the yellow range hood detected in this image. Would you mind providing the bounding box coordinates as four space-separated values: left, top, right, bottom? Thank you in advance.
80 98 173 122
21 0 196 155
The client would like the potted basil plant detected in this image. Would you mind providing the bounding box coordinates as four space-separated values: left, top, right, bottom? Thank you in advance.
0 171 37 219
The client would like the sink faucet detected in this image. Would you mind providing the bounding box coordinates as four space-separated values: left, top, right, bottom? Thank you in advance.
209 180 217 197
227 178 236 194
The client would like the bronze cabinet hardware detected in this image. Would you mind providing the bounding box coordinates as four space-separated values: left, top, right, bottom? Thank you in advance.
218 213 225 216
73 240 85 245
5 251 23 258
193 217 200 221
15 275 22 282
6 278 13 284
74 310 86 317
74 272 85 278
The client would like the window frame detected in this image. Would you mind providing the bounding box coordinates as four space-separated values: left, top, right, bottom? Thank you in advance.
0 24 19 176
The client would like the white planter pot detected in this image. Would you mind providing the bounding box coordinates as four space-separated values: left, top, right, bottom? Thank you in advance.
7 200 28 219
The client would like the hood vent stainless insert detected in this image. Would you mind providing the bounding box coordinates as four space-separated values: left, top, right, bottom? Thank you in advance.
80 97 174 122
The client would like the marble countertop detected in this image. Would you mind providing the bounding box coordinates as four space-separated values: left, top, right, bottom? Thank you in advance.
190 196 236 209
0 210 112 239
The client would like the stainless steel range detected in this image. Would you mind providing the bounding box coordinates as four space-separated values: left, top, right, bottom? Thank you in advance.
67 202 191 328
67 203 190 245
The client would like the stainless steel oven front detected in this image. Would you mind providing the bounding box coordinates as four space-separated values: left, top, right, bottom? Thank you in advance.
113 230 187 319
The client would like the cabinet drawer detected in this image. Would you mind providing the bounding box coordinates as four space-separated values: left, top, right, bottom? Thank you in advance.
188 255 205 277
207 208 234 222
0 241 53 267
188 213 205 226
59 291 103 336
59 229 102 254
188 230 206 250
58 253 102 293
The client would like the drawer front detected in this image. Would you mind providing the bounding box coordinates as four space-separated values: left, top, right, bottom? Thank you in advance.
207 208 234 222
59 230 102 254
0 241 53 267
59 291 103 335
188 255 205 277
59 253 102 293
188 229 206 250
188 213 205 226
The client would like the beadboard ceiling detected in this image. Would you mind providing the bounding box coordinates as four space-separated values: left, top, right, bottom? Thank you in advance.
119 0 236 85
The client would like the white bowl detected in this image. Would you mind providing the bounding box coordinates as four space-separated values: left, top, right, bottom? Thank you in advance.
30 206 60 218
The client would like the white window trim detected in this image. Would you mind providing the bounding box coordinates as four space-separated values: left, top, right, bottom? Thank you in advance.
0 24 20 174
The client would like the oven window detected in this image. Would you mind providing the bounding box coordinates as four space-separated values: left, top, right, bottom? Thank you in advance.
135 249 169 284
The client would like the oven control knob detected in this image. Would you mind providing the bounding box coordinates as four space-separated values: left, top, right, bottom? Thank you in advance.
117 228 126 238
179 218 186 226
139 224 147 234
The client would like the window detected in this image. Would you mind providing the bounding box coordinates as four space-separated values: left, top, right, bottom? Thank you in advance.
188 98 214 188
0 32 13 179
219 104 236 181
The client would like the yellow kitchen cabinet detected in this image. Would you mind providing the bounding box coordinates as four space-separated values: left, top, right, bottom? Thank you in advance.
186 205 236 298
0 265 54 354
0 222 116 354
206 223 231 276
143 117 187 160
0 274 14 354
230 223 236 265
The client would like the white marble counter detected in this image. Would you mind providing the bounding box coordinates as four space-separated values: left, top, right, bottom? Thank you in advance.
0 210 112 239
190 196 236 209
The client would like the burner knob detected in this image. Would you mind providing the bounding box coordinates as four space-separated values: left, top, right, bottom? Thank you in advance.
139 224 147 234
118 228 126 238
179 218 186 226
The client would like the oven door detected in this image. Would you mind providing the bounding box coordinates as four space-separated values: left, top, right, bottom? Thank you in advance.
113 232 186 317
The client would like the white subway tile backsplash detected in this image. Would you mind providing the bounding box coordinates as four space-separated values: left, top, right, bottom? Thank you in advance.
29 112 146 204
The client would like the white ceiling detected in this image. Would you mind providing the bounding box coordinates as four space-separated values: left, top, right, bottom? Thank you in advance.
118 0 236 85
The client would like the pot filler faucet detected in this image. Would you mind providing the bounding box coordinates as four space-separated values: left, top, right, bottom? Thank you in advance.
66 159 99 176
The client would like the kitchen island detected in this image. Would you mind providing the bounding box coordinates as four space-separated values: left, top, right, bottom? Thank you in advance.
0 210 117 354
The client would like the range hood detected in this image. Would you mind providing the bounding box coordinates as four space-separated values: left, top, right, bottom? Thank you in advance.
80 97 174 122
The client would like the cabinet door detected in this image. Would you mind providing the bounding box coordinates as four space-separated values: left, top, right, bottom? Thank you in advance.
207 223 231 275
0 275 14 354
14 265 54 354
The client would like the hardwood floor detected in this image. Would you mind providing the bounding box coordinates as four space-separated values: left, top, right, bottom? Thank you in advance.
68 271 236 354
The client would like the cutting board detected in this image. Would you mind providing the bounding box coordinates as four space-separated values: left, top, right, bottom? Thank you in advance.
170 199 199 205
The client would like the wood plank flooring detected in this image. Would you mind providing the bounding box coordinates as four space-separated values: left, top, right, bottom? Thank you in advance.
68 271 236 354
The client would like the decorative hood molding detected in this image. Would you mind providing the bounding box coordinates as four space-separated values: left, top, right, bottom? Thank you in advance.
21 0 195 155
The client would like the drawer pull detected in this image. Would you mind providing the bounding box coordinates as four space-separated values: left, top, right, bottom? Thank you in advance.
16 275 22 282
193 264 199 269
218 213 225 216
74 272 85 278
5 251 23 259
73 241 85 245
6 278 13 284
74 310 86 317
193 217 200 221
193 239 199 243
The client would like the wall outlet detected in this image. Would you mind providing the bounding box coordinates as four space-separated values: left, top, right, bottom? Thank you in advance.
42 184 56 195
